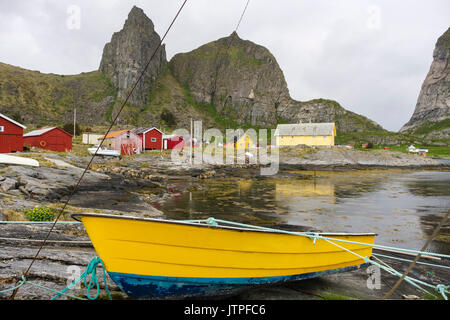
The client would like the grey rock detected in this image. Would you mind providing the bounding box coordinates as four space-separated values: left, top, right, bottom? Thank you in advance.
99 6 167 107
1 178 18 192
170 32 385 131
401 27 450 132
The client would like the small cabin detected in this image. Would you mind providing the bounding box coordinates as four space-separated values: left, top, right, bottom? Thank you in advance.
98 130 142 155
0 113 26 153
234 132 255 149
23 127 73 152
132 127 163 150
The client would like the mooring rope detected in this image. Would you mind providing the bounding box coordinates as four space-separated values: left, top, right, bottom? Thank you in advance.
196 217 450 299
0 257 110 300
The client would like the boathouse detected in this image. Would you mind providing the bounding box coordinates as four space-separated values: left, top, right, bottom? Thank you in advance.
98 130 142 155
23 127 72 152
274 123 336 147
0 113 26 153
132 127 163 150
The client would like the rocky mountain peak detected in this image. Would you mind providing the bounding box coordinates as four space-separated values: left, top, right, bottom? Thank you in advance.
169 33 291 126
400 27 450 133
99 6 167 107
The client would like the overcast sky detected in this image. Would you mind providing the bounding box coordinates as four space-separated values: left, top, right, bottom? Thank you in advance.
0 0 448 131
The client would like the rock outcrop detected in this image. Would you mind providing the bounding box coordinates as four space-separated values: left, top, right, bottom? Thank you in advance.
99 6 167 107
170 32 291 127
400 28 450 133
170 32 385 132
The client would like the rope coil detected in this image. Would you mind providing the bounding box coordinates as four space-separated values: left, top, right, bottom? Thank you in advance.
0 257 111 300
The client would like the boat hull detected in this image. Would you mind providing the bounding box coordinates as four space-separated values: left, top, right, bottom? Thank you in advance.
73 213 375 299
109 264 368 299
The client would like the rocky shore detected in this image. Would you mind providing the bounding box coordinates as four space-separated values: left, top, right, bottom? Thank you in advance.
1 147 449 300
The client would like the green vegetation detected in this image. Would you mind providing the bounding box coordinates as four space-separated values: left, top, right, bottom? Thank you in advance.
408 119 450 136
160 108 176 128
0 62 116 127
24 206 56 222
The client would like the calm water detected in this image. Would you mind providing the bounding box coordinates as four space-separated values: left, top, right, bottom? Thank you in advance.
160 170 450 255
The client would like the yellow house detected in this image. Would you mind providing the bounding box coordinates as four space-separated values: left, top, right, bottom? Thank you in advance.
274 123 336 147
234 132 255 149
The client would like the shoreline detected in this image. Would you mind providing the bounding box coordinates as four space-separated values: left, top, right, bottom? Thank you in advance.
1 149 449 300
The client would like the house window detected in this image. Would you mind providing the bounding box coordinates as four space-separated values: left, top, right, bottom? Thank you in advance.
0 126 4 132
151 138 156 142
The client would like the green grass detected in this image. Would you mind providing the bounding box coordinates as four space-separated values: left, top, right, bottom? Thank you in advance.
410 119 450 136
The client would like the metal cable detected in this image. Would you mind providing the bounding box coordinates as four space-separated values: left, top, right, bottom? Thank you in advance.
9 0 189 300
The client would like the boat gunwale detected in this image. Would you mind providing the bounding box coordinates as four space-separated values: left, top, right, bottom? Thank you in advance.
71 213 376 237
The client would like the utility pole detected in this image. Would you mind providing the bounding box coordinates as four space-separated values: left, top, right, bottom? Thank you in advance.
74 108 77 137
190 118 193 165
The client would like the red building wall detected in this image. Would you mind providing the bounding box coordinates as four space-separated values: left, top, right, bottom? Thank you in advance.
142 129 163 150
23 127 72 152
164 136 184 150
0 117 24 153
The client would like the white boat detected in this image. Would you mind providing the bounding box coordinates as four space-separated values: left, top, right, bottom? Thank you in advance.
88 146 121 157
0 154 39 167
408 145 428 154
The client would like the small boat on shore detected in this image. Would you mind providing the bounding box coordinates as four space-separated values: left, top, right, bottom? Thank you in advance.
73 213 375 299
0 154 39 167
87 146 121 158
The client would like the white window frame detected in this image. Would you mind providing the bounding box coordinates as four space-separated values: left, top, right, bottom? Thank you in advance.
0 126 4 132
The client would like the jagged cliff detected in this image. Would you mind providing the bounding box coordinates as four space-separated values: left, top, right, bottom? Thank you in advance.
170 32 291 127
400 28 450 137
99 6 167 107
169 32 384 132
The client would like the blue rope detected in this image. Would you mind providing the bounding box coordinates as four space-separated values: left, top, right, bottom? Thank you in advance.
0 257 111 300
52 257 112 300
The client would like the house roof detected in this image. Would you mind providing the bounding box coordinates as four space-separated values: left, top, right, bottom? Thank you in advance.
24 127 55 137
274 123 335 136
132 127 163 135
24 126 73 137
98 130 129 140
0 113 26 129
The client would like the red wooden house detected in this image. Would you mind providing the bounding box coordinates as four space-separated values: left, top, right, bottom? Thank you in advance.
132 127 163 150
23 127 73 152
0 113 26 153
163 134 184 150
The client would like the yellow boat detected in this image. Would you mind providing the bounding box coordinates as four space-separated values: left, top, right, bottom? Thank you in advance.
73 213 375 299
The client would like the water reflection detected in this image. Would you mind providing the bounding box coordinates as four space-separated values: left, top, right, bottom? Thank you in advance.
160 170 450 254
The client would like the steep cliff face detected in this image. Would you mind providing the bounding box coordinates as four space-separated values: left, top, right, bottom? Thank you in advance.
400 28 450 133
99 6 167 107
170 32 384 132
170 32 291 127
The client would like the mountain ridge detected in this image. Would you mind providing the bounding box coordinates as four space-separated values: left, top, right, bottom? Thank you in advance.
0 5 388 137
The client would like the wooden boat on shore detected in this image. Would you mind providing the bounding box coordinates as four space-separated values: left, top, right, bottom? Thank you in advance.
72 213 375 299
0 154 39 167
87 146 121 158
